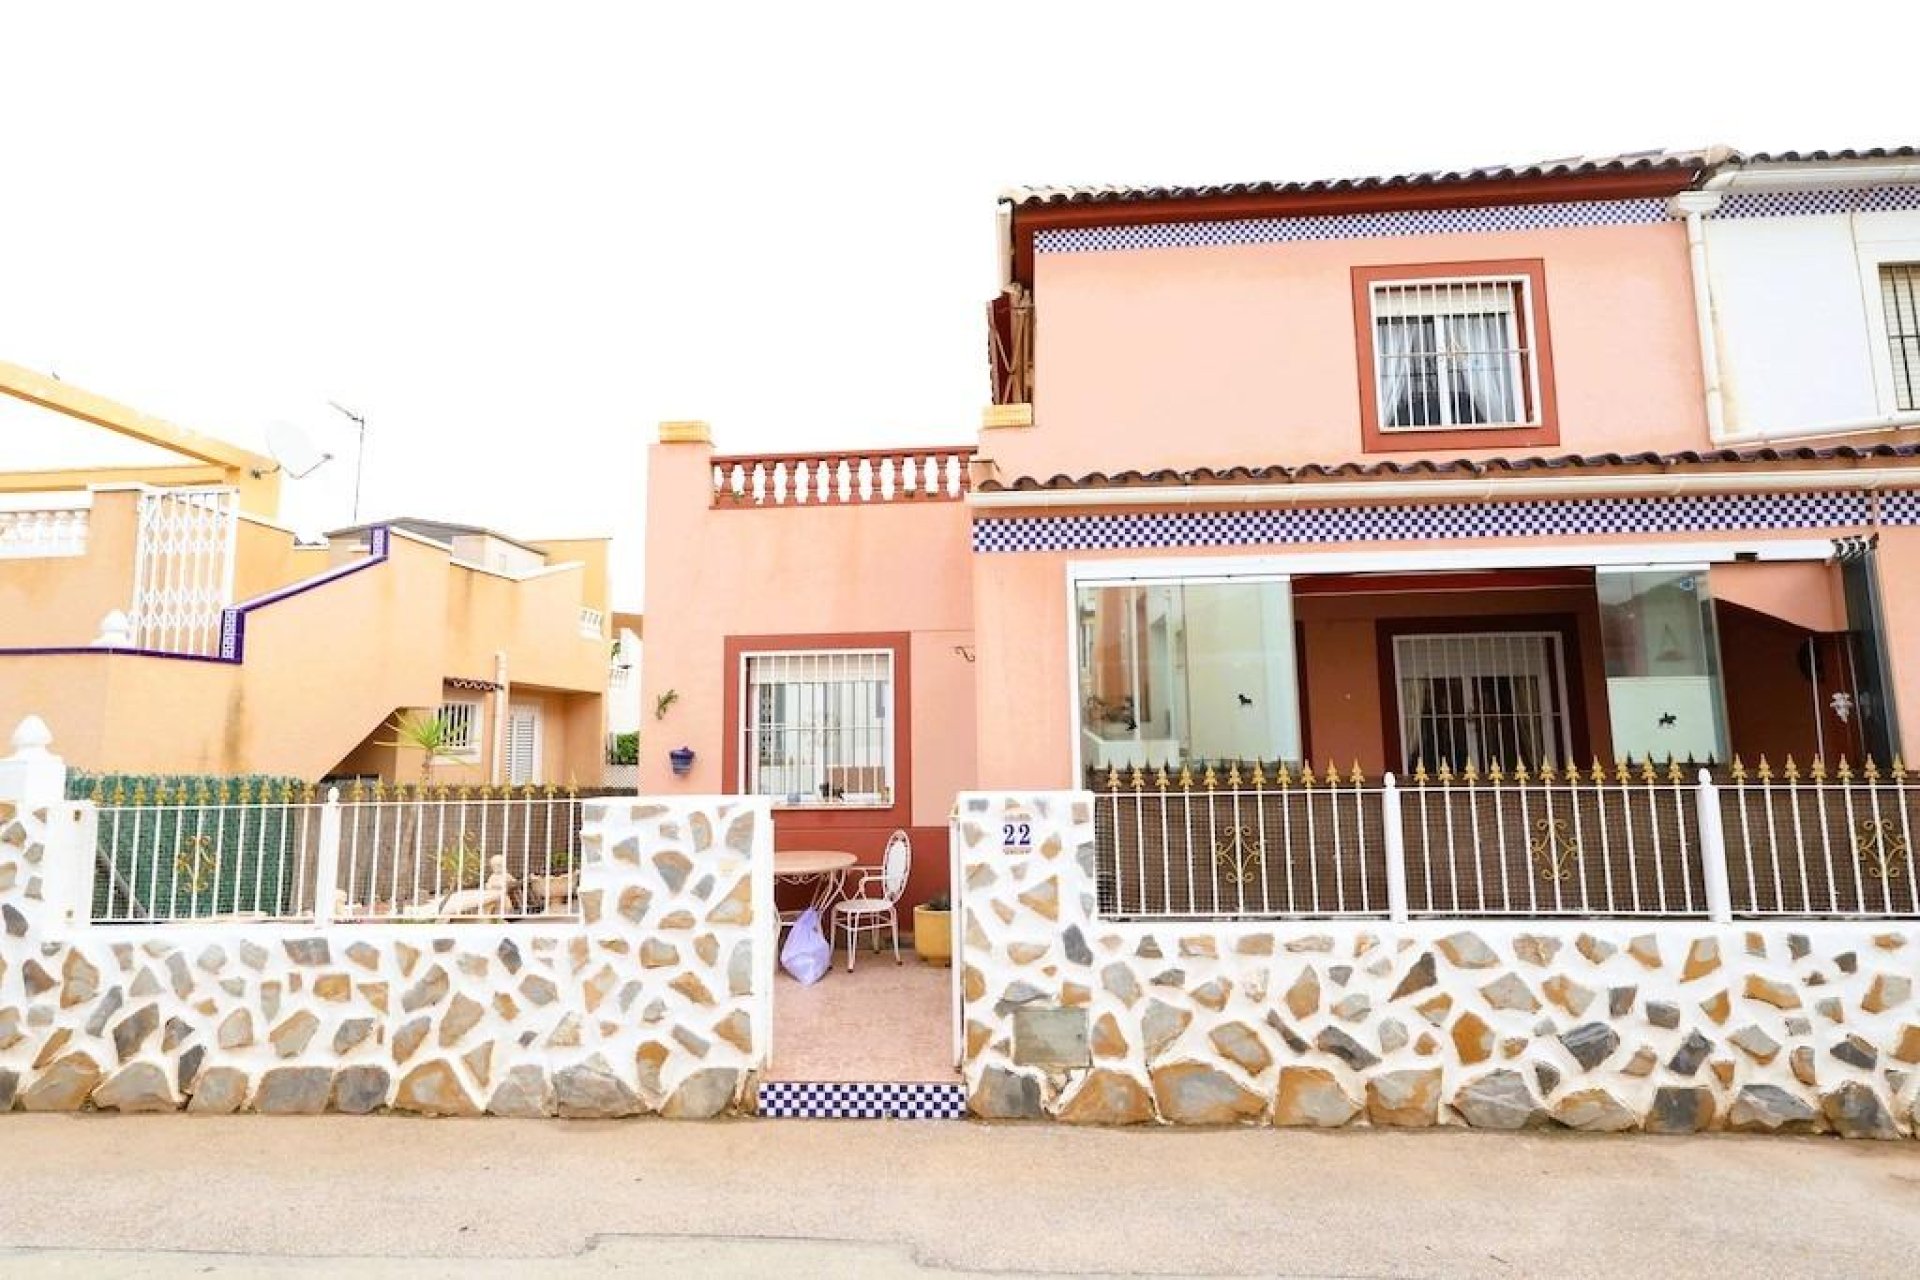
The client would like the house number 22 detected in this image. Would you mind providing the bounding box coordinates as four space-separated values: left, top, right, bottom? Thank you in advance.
1002 821 1033 852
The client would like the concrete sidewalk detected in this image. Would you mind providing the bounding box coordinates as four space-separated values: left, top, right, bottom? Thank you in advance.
2 1115 1917 1277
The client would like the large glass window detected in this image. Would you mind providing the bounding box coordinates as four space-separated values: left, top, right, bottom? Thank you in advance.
1075 579 1300 777
1597 569 1728 764
741 650 893 806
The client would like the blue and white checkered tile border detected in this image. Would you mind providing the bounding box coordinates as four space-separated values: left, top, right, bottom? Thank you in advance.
1032 187 1920 255
1033 198 1666 255
757 1080 969 1120
1879 489 1920 523
1712 186 1920 221
972 491 1888 554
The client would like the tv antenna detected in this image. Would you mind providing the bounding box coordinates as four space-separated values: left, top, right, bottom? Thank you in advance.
328 401 368 522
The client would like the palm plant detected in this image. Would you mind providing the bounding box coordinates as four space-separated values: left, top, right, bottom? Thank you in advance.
384 709 458 780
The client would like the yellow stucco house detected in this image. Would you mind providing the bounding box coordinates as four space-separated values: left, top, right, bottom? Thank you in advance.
0 360 613 784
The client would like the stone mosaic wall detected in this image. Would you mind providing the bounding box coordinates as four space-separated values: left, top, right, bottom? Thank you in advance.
957 792 1920 1137
0 795 771 1117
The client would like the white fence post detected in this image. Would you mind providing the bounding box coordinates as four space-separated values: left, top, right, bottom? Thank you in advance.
313 786 343 925
0 716 66 814
1381 771 1409 922
1694 768 1734 924
0 716 85 927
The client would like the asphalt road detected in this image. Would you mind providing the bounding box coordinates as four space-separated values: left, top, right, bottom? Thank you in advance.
3 1115 1918 1277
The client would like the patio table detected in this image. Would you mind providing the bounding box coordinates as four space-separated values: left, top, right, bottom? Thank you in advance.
773 848 857 926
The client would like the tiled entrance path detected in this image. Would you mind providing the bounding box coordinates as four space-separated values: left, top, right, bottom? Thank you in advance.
769 953 954 1083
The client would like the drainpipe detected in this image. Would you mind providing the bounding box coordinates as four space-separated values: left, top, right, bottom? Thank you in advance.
995 198 1015 291
1669 190 1727 443
492 650 509 786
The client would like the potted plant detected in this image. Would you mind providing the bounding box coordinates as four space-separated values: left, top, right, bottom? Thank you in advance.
523 847 577 914
668 745 696 776
913 893 953 967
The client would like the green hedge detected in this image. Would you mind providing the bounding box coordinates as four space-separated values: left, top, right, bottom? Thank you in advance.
70 772 311 921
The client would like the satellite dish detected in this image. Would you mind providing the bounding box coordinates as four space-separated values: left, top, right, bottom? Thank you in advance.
264 420 334 480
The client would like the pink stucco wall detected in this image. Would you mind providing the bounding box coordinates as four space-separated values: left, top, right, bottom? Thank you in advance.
969 525 1920 790
639 440 977 900
986 222 1707 483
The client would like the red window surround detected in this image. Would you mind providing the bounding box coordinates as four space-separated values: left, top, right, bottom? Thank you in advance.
1351 258 1560 454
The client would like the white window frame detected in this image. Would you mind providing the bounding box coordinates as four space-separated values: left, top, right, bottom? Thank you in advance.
738 647 896 809
1862 250 1920 415
1369 275 1540 431
436 699 483 761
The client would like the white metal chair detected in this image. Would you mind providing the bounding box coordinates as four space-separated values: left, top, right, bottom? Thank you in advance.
831 830 911 971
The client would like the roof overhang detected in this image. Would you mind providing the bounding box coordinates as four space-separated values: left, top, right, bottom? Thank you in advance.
1006 167 1707 288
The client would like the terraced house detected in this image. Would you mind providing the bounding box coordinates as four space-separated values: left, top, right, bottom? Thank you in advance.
6 145 1920 1132
640 146 1920 1129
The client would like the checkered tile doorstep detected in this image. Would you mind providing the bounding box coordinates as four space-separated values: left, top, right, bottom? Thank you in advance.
757 1081 968 1120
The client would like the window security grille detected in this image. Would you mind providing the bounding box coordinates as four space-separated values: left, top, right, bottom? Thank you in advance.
743 650 893 804
1392 632 1572 773
1883 264 1920 412
438 701 480 754
1371 278 1535 430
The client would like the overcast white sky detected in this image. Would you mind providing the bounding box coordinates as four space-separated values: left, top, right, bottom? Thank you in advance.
1 2 1913 607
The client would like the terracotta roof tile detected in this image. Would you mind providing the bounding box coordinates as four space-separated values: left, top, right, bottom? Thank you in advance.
976 443 1920 493
1007 149 1725 209
1741 146 1920 164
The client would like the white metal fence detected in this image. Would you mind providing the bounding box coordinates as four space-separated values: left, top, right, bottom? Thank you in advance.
88 783 590 925
1095 763 1388 918
1093 757 1920 923
1723 757 1920 918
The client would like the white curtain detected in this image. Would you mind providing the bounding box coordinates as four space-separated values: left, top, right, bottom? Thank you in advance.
1444 313 1516 424
1375 317 1430 427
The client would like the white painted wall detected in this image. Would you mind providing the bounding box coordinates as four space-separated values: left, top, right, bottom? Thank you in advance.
1704 207 1920 437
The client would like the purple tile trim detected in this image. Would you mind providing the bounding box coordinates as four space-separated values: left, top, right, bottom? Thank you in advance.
0 645 231 664
218 526 391 661
0 526 392 666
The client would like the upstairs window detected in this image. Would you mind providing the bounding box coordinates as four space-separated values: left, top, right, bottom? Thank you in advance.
1882 263 1920 412
1353 260 1559 451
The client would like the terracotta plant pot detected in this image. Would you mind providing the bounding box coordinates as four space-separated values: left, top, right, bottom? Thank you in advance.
913 904 952 967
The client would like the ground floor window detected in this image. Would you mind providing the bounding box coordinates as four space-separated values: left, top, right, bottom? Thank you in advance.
1075 578 1301 773
1391 631 1572 773
437 700 482 758
741 650 894 805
